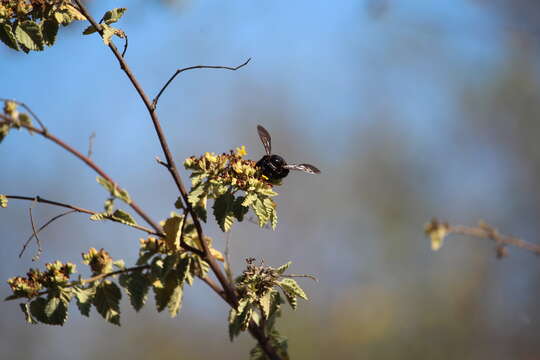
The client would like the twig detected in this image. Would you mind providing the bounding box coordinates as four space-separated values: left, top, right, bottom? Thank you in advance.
87 132 96 158
6 195 158 236
28 203 42 262
426 219 540 257
281 273 318 282
0 116 162 234
151 58 251 109
224 230 233 283
449 223 540 256
72 3 279 358
20 210 76 258
0 98 47 132
121 33 128 57
72 0 236 303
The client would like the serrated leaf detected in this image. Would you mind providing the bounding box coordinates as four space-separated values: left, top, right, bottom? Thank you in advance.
213 192 235 232
259 291 272 319
112 259 125 270
29 297 51 324
163 215 183 251
0 23 19 51
74 286 95 317
93 281 121 325
102 8 127 25
233 196 249 222
15 21 44 52
44 296 68 325
177 256 192 283
0 194 7 208
20 303 37 324
41 19 58 46
275 262 291 275
228 299 253 341
96 176 131 203
252 330 289 360
187 184 206 206
82 24 98 35
154 271 183 317
282 291 297 310
242 193 257 207
112 209 137 226
119 271 149 312
174 196 184 209
278 278 308 300
101 24 115 45
90 213 106 221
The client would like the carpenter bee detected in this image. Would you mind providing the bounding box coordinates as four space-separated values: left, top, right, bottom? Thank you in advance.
255 125 320 181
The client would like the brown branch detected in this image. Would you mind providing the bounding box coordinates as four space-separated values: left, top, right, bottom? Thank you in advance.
426 219 540 257
0 98 47 132
0 116 161 234
72 0 236 302
71 3 280 358
20 209 77 258
6 195 158 236
28 205 42 261
151 58 251 109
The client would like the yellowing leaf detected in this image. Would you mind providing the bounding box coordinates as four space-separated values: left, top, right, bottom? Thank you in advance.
163 215 183 251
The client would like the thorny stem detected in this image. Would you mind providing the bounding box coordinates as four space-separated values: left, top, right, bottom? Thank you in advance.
72 2 279 358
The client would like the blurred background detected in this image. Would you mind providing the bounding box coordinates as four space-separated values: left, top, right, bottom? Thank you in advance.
2 0 540 359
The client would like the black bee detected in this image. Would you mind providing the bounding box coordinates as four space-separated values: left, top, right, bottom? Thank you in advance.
255 125 320 180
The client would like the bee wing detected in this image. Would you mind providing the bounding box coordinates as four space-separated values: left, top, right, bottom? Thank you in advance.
257 125 272 155
284 163 321 174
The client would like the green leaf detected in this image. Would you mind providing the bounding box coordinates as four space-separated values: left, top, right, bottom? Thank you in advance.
119 271 149 312
74 286 95 317
20 303 37 324
242 193 257 207
0 23 19 51
96 176 131 203
233 196 249 222
259 291 272 320
174 196 184 209
177 256 192 283
163 215 183 250
0 123 10 142
44 296 68 325
93 281 121 325
41 19 58 47
275 262 291 275
154 271 183 318
15 21 44 52
278 278 308 300
112 259 126 270
101 24 115 45
187 184 206 206
111 209 137 226
213 192 235 232
82 24 97 35
0 194 7 208
29 297 48 323
102 8 127 25
250 330 289 360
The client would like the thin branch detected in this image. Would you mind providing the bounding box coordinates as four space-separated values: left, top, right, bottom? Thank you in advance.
426 219 540 257
6 195 158 236
0 116 162 234
20 210 76 258
224 231 233 283
281 274 318 282
72 0 237 303
151 58 251 109
81 264 149 284
87 131 96 158
28 204 42 262
121 33 128 57
71 3 280 358
0 98 47 132
449 223 540 256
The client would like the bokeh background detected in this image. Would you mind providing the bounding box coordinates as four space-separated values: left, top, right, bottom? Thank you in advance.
2 1 540 359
